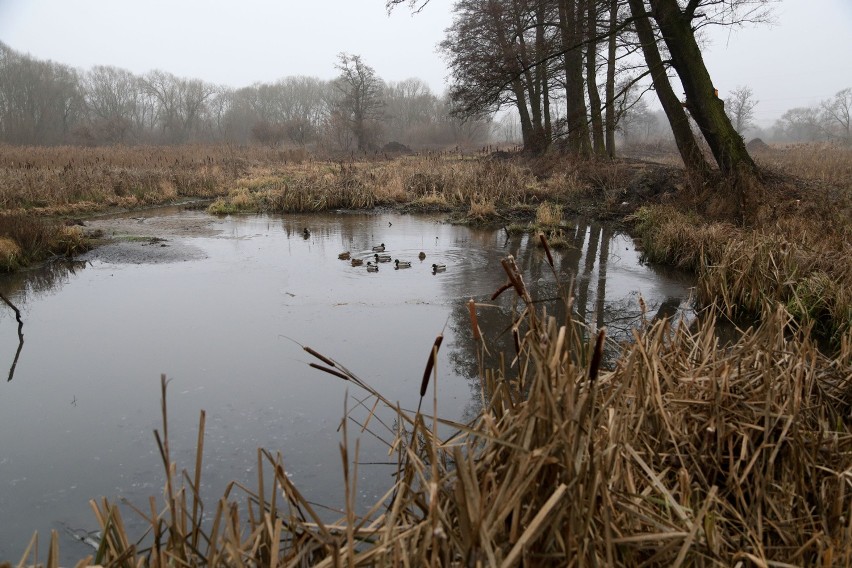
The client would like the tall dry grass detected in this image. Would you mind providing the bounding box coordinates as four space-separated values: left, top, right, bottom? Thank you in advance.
632 205 852 344
0 144 306 215
0 214 88 271
752 142 852 187
15 253 852 567
207 154 554 216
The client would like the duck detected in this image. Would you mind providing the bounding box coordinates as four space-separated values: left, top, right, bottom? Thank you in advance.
418 252 426 260
374 253 392 263
366 261 379 272
372 243 386 252
338 251 351 260
351 257 364 266
395 259 412 269
432 263 447 272
302 228 310 239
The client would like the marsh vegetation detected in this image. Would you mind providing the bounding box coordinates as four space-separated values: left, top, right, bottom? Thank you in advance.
0 141 850 566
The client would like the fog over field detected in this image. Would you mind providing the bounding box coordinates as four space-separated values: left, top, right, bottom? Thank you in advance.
1 0 849 125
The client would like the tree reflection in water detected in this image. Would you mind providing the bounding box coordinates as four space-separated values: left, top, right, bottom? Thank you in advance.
0 259 88 382
444 220 692 423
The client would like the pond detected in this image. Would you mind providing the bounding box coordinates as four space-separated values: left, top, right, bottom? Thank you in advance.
0 209 694 561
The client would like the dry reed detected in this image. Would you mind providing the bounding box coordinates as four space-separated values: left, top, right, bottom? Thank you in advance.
633 205 852 344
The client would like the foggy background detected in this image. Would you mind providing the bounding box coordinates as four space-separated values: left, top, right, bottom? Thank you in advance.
0 0 849 148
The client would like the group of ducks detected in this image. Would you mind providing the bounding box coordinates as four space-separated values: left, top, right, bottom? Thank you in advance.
337 243 447 274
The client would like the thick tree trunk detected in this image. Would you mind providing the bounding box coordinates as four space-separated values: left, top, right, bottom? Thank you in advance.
513 84 536 151
604 0 617 157
559 0 591 154
490 0 545 154
627 0 711 178
586 0 606 156
648 0 756 178
535 1 552 152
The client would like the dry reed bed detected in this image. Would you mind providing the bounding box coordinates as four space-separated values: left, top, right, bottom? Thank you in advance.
633 205 852 344
0 144 308 214
207 155 558 216
19 255 852 567
753 143 852 187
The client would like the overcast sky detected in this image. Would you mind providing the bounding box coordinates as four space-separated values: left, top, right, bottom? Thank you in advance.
0 0 849 126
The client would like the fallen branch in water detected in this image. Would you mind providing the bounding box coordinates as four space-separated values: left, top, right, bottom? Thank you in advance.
0 291 24 382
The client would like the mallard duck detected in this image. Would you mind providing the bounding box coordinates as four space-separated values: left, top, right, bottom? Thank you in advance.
395 259 412 269
372 243 386 252
432 263 447 272
374 253 392 262
366 261 379 272
418 252 426 260
351 258 364 266
338 251 351 260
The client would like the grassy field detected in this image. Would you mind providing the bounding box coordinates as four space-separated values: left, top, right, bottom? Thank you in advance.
2 142 851 566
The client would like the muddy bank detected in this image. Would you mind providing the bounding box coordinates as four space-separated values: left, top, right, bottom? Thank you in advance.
79 208 222 264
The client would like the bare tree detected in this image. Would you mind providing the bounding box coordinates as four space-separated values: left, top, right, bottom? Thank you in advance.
821 87 851 143
627 0 710 176
0 43 83 145
558 0 591 154
646 0 763 216
82 65 140 143
725 85 758 134
440 0 557 155
777 106 822 142
143 70 216 143
332 53 385 151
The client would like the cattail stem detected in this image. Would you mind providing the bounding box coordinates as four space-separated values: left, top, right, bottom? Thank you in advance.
420 335 444 397
539 233 554 268
468 299 481 341
588 328 606 384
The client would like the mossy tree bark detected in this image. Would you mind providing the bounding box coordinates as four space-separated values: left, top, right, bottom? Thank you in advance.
647 0 757 178
627 0 711 178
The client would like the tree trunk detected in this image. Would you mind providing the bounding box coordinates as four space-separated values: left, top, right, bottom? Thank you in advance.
586 0 606 156
627 0 711 177
648 0 756 179
489 0 543 154
535 1 552 152
604 0 617 157
559 0 591 154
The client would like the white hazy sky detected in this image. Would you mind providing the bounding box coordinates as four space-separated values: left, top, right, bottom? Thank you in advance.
0 0 850 126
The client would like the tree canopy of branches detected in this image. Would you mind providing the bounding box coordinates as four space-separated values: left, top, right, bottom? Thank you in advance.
332 53 386 151
725 85 758 134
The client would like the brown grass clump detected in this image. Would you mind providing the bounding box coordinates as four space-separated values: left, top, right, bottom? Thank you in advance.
466 197 498 221
16 254 852 566
0 237 21 271
534 201 563 227
0 214 89 270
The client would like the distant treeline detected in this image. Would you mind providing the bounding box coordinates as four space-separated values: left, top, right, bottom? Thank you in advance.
0 42 491 151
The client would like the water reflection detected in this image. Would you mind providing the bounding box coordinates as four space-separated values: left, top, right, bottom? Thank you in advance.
441 221 694 421
0 210 693 562
0 260 89 383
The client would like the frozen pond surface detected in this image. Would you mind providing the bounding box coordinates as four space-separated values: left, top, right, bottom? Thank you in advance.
0 209 693 561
